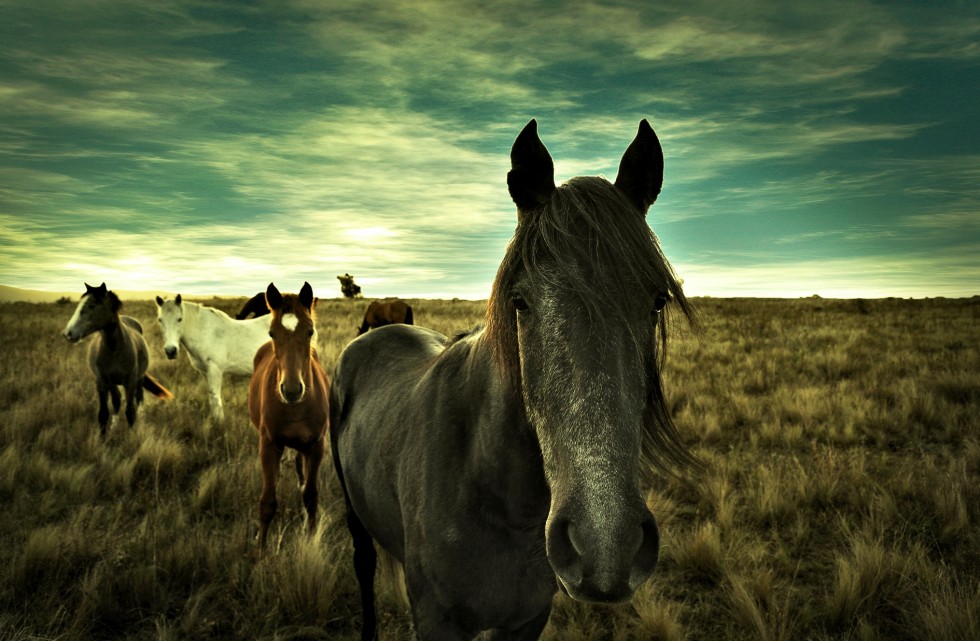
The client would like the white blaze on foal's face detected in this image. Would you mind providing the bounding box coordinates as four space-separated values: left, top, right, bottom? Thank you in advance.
280 313 299 332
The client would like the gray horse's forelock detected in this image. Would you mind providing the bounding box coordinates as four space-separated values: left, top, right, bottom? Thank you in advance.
486 176 699 477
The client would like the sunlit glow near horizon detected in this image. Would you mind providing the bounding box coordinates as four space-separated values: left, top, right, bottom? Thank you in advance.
1 1 976 300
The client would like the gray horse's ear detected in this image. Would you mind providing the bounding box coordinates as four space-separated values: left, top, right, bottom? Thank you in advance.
175 293 182 306
508 119 555 217
155 296 164 306
299 282 314 310
265 283 282 312
614 119 664 214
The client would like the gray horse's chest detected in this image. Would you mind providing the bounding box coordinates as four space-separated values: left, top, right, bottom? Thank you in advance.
89 332 144 382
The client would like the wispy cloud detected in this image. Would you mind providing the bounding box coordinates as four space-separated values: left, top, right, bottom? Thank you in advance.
0 0 976 298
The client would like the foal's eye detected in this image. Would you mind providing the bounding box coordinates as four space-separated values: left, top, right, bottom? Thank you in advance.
308 329 315 338
511 293 529 313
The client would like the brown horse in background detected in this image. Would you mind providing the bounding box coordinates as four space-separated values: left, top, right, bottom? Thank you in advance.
235 292 269 319
357 298 414 335
62 283 173 436
248 282 330 550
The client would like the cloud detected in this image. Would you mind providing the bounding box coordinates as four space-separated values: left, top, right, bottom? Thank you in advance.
678 247 980 298
1 0 977 300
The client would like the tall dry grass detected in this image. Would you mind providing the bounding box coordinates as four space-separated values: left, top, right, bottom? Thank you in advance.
0 295 977 640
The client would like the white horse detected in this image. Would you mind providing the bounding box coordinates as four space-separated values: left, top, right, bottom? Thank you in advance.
155 295 270 421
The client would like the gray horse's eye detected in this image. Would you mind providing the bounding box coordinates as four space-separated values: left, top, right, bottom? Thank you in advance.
653 292 670 314
511 292 529 312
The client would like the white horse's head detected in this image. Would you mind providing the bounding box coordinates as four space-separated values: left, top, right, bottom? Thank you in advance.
155 294 184 360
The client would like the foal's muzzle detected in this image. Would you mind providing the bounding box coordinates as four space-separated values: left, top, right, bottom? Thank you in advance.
164 346 178 359
279 381 305 404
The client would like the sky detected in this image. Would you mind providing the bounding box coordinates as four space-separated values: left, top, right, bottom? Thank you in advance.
1 0 978 300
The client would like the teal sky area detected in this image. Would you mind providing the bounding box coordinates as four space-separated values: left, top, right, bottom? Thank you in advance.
1 0 977 299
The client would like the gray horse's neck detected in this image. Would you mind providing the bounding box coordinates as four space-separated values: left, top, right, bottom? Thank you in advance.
98 318 124 350
460 331 550 527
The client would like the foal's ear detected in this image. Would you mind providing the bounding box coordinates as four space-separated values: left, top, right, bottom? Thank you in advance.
508 119 555 216
265 283 283 312
614 119 665 214
299 282 314 310
155 296 164 307
175 293 182 306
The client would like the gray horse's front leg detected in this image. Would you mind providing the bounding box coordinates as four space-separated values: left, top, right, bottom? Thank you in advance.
109 386 122 414
124 380 139 427
485 607 551 641
96 383 111 436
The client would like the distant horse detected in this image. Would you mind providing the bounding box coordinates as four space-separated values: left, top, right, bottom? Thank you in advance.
63 283 174 436
248 282 330 550
330 120 696 640
155 294 270 422
357 299 414 335
235 292 269 320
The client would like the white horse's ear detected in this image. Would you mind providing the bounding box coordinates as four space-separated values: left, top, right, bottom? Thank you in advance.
175 293 182 306
155 296 164 306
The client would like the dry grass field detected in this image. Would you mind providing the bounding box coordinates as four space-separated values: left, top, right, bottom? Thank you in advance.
0 295 977 640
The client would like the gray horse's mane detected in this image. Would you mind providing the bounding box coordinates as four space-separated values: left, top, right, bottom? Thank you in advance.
485 176 698 475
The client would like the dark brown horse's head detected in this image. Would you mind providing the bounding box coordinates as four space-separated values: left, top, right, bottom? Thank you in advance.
265 282 317 404
486 120 696 604
63 282 122 343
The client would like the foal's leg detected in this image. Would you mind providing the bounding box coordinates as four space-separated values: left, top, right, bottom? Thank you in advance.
206 365 225 421
294 452 305 488
257 436 282 550
301 440 324 536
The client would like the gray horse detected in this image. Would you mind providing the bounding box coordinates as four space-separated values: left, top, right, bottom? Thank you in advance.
330 119 696 640
63 283 173 435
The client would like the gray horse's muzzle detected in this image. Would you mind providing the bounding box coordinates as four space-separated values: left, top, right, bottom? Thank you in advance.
546 492 660 603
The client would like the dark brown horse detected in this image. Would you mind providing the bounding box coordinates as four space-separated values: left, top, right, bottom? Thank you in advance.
235 292 269 319
248 282 330 550
331 120 695 640
62 283 173 436
357 299 414 336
